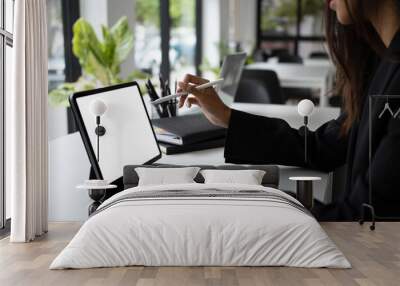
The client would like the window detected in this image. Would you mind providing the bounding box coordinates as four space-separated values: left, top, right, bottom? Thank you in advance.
136 0 200 81
47 0 65 91
5 0 13 33
257 0 325 58
54 0 202 86
47 0 204 138
135 0 161 77
1 0 14 231
169 0 196 80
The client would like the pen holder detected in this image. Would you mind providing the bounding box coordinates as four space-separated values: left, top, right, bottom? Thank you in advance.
151 99 178 118
150 104 162 119
165 99 178 117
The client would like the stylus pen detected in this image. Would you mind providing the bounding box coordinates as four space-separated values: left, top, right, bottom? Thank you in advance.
151 78 224 105
146 82 163 118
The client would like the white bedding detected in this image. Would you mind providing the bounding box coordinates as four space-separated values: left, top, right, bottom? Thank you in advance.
50 183 351 269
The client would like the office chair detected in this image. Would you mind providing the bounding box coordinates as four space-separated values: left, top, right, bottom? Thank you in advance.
270 48 291 58
309 51 329 59
253 48 270 62
275 54 313 102
234 69 285 104
278 54 304 64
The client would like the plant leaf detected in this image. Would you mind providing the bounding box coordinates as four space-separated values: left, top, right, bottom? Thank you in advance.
101 25 117 69
110 16 134 67
48 83 77 107
73 18 110 82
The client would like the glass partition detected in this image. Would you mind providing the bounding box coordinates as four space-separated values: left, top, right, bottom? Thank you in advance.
135 0 161 78
260 0 297 37
169 0 196 81
258 0 325 56
47 0 65 91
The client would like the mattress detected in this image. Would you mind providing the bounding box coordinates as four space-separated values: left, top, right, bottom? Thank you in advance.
50 183 351 269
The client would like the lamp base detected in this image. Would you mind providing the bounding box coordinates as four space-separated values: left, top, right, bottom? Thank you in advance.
95 126 106 136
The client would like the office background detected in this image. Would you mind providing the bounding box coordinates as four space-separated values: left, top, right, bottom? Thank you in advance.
0 0 329 226
46 0 326 137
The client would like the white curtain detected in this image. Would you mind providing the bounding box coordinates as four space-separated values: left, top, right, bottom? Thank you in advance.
8 0 48 242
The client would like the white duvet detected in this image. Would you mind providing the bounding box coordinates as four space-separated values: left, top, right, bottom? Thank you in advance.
50 183 351 269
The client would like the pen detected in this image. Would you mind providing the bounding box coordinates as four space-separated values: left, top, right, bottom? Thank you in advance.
148 79 168 117
158 74 170 117
151 78 224 105
146 81 163 118
166 82 175 117
147 80 159 100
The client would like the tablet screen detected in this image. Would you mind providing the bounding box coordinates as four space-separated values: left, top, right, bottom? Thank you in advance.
71 82 161 182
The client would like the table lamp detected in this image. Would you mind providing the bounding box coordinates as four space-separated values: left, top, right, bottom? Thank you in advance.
90 99 107 162
297 99 314 164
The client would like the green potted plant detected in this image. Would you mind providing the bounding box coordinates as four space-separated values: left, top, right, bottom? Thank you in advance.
49 16 147 107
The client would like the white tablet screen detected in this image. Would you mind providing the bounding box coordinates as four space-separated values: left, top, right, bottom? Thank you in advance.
75 83 160 181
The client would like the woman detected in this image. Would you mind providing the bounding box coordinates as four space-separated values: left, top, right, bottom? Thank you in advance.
177 0 400 220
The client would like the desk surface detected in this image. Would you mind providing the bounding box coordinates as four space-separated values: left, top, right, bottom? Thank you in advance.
159 103 341 204
2 222 400 286
267 56 333 67
246 62 334 80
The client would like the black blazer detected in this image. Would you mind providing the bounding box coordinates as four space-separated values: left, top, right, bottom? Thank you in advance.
224 32 400 221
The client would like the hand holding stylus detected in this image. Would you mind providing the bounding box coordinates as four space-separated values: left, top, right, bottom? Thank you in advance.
177 74 231 128
151 78 224 105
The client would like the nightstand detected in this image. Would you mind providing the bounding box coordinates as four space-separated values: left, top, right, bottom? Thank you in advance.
77 184 117 216
289 176 321 210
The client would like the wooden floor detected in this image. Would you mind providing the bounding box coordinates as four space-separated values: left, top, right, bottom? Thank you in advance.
0 222 399 286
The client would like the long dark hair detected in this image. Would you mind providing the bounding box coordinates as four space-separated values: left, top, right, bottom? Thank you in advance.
325 0 390 134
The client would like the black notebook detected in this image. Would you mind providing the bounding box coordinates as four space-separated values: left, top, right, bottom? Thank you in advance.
159 137 226 155
152 113 226 145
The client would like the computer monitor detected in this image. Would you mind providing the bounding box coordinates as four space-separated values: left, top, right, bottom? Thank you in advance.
69 82 161 182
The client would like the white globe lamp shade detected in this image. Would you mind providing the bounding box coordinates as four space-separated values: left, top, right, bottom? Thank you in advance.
90 99 107 117
298 99 314 117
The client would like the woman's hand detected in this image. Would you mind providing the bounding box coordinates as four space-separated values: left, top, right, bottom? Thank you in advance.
177 74 231 128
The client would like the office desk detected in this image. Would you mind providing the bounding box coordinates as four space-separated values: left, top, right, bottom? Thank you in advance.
160 103 341 204
303 58 332 67
246 62 335 107
267 56 332 67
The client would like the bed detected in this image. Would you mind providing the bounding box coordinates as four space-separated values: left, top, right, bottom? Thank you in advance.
50 165 350 269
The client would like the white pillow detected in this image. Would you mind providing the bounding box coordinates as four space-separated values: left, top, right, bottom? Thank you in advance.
200 169 266 185
135 167 200 186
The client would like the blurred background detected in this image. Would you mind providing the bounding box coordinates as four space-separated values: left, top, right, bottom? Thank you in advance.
46 0 331 140
0 0 338 225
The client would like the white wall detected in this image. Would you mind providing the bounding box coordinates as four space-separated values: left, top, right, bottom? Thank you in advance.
48 106 68 141
48 133 91 222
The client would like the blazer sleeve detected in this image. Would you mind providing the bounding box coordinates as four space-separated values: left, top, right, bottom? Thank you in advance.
224 109 348 172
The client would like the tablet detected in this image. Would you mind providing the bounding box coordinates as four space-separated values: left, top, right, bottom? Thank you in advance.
70 82 161 182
